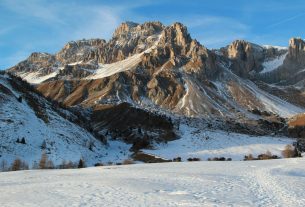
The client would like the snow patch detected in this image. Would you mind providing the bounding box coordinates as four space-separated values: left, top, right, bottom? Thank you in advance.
260 52 287 74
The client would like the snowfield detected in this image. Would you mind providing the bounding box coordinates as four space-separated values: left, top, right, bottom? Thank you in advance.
144 124 295 161
0 158 305 207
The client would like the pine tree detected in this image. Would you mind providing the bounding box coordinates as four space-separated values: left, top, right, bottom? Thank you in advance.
78 158 85 168
41 140 47 150
20 137 26 144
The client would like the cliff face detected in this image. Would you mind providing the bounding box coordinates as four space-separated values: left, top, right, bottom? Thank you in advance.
255 38 305 85
288 38 305 62
220 40 287 78
226 40 264 77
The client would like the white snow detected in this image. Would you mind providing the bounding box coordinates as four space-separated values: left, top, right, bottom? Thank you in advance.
87 53 144 79
0 75 132 166
262 45 288 50
260 52 288 74
144 124 295 161
68 61 83 66
244 80 304 117
19 70 58 84
220 66 305 118
87 34 162 80
0 158 305 207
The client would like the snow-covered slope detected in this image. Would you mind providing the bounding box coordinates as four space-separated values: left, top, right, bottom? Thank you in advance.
145 124 295 161
260 52 287 74
18 70 59 84
0 74 131 166
221 67 304 118
1 158 305 207
87 53 143 79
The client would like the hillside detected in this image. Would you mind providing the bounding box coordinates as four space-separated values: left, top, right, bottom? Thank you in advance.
0 73 132 166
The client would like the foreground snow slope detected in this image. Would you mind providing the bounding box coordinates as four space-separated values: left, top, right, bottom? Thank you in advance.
1 158 305 207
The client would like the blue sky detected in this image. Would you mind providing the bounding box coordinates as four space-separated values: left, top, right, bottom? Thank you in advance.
1 0 305 69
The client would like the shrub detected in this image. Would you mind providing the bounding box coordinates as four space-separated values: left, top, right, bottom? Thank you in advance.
187 157 201 162
94 163 103 167
39 152 48 169
46 160 54 169
244 154 254 161
244 151 280 161
10 158 29 171
39 152 54 169
58 160 77 169
208 157 229 161
122 159 135 165
258 150 273 160
282 145 297 158
172 157 182 162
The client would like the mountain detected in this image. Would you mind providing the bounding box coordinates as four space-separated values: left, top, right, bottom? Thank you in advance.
8 22 305 119
4 21 305 165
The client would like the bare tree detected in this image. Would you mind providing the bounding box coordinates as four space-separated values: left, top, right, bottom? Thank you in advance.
0 160 8 172
39 152 48 169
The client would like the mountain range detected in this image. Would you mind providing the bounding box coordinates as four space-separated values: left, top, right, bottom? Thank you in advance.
2 21 305 165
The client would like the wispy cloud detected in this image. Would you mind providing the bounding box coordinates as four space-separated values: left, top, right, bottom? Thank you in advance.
177 15 250 48
267 12 305 28
0 0 65 24
0 27 15 36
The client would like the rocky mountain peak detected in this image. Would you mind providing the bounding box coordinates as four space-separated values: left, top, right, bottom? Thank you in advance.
55 39 106 64
160 22 192 47
222 40 264 77
288 37 305 61
28 52 54 63
113 21 139 37
227 40 263 60
113 21 164 39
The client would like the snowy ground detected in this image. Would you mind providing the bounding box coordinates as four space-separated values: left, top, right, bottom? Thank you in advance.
0 158 305 207
145 124 296 161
